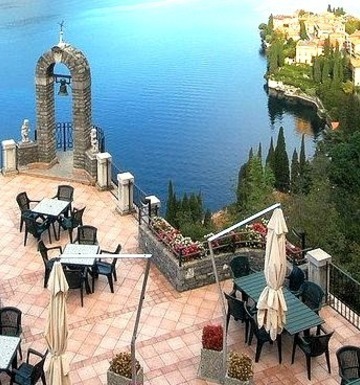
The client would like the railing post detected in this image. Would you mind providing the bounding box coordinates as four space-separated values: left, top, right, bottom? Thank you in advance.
116 172 134 215
306 248 332 298
1 139 18 175
96 152 112 190
145 195 161 219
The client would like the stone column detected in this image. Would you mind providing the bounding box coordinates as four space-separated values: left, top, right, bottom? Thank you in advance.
116 172 134 215
1 140 18 175
96 152 112 190
145 195 161 218
306 248 332 293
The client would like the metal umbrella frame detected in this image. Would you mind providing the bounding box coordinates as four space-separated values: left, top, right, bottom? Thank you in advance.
206 203 281 376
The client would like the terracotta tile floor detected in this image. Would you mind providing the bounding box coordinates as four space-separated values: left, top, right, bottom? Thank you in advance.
1 172 360 384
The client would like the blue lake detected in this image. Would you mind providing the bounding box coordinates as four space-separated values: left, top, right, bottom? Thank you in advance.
0 0 349 212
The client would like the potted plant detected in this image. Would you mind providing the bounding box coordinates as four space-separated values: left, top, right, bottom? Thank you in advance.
198 324 224 383
107 352 144 385
224 351 253 385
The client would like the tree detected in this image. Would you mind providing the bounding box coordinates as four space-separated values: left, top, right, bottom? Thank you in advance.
237 154 274 215
273 127 290 192
298 135 311 194
165 180 178 226
321 60 330 83
266 137 276 173
313 56 322 83
285 150 346 261
299 21 309 40
290 149 300 194
257 143 262 159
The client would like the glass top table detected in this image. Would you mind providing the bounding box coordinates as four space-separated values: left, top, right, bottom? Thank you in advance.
60 243 100 266
32 198 70 217
0 335 20 371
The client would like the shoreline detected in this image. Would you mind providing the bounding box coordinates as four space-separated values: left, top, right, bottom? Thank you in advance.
267 79 333 128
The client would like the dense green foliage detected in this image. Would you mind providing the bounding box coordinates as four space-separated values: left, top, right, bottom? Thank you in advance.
165 181 214 241
273 127 290 192
234 92 360 279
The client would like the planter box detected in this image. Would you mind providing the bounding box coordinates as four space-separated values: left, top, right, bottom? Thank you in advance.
198 348 224 384
107 367 144 385
224 374 253 385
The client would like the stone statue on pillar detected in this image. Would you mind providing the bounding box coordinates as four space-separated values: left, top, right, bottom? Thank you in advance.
21 119 31 143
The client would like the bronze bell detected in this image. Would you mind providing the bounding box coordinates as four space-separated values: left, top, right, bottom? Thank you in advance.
58 79 69 96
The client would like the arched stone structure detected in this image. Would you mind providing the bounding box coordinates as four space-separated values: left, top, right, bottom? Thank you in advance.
35 42 92 170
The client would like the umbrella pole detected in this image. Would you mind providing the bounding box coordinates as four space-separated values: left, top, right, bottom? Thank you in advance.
131 258 151 384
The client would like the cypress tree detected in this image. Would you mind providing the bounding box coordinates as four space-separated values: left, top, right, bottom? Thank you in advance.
165 180 177 226
299 135 311 194
237 161 249 207
257 143 262 159
266 137 276 173
313 57 322 83
322 60 330 83
290 149 300 194
274 127 290 192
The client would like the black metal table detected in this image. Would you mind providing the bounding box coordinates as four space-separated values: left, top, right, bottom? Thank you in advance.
234 271 324 335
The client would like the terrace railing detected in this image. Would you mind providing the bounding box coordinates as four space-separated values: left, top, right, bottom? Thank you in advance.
107 158 152 222
327 262 360 330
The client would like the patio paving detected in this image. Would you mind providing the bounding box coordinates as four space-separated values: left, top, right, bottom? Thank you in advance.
1 172 360 385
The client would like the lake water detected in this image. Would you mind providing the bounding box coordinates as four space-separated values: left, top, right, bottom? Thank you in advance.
1 0 358 212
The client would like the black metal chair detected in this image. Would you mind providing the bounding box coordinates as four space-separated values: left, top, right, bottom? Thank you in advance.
223 290 251 343
74 225 98 245
299 281 324 314
291 325 333 381
245 305 282 363
286 265 305 296
38 240 62 288
22 213 52 246
91 244 122 293
10 348 48 385
336 345 360 385
53 185 74 216
16 192 40 232
0 306 23 360
64 268 87 307
229 255 252 298
59 206 86 242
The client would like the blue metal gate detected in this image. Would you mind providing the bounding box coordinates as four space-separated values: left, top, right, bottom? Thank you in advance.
55 122 105 152
56 122 73 151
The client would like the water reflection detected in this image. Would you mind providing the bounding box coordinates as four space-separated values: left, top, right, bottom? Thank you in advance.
267 93 325 138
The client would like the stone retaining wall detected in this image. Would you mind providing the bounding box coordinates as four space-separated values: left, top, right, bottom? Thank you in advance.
17 142 39 167
139 224 264 292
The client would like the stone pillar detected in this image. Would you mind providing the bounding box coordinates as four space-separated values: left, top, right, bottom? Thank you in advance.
306 248 332 293
1 140 18 175
145 195 161 217
116 172 134 215
96 152 112 190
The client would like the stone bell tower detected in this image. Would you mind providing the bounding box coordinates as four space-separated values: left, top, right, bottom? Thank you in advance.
35 26 92 171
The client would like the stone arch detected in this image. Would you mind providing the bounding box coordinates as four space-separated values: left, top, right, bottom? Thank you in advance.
35 43 92 170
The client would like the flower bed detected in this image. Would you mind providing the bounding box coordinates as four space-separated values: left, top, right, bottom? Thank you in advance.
149 216 306 265
151 217 206 262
